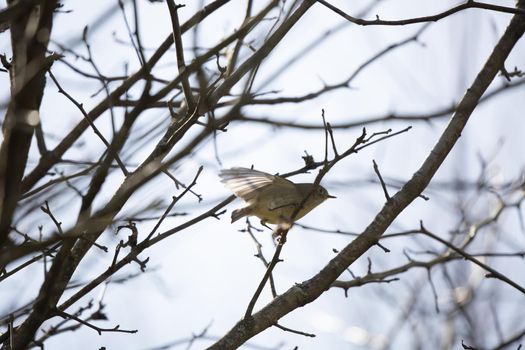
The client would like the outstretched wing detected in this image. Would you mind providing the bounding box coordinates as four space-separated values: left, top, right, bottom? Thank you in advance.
219 167 294 202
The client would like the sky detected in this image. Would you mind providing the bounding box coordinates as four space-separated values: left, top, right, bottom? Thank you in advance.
1 0 524 349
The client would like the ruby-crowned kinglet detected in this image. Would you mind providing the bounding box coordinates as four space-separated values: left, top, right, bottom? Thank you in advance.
219 167 336 224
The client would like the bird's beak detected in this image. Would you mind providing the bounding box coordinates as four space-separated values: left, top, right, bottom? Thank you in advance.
327 194 337 199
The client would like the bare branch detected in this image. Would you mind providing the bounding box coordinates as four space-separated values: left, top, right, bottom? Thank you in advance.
207 5 525 348
166 1 196 110
316 0 525 26
47 70 128 176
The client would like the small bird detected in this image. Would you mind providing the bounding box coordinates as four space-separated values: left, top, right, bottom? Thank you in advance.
219 167 336 224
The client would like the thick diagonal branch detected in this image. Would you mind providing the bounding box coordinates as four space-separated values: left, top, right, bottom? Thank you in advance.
207 2 525 349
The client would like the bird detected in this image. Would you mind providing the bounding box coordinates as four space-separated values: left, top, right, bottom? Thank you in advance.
219 167 335 225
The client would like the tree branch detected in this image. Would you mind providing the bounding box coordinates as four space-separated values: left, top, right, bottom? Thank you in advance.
206 3 525 348
316 0 525 26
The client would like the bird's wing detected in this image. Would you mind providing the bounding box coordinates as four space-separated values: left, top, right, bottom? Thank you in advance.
219 167 294 202
266 191 299 211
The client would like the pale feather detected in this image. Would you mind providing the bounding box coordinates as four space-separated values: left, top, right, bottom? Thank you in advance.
219 167 294 203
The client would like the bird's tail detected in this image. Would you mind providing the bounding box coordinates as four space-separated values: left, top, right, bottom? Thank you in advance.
231 207 251 223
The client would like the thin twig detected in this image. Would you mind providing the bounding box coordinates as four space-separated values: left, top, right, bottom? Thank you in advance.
167 1 196 110
146 166 203 241
274 323 316 337
243 219 277 297
244 227 286 319
316 0 525 26
419 221 525 295
54 309 137 335
40 201 63 235
47 70 129 176
372 159 390 201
